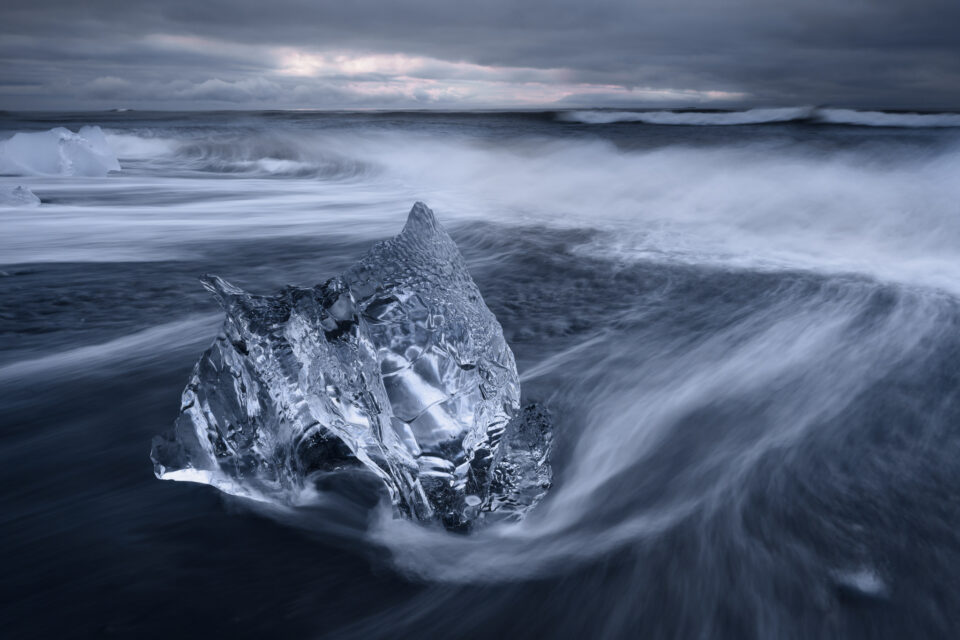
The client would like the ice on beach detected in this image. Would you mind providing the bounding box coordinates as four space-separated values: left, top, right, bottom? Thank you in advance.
832 566 889 598
0 126 120 176
0 185 41 207
151 202 552 529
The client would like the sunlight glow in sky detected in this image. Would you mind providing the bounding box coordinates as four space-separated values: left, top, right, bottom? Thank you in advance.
3 32 746 109
273 48 747 105
137 37 744 107
4 0 954 110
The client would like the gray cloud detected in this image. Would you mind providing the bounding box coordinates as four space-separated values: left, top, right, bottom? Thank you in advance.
1 0 958 109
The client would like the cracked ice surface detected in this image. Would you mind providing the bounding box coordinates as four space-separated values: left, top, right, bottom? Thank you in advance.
152 203 552 529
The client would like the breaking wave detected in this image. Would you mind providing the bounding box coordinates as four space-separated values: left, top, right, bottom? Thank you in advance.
6 124 960 298
6 110 960 637
105 130 375 179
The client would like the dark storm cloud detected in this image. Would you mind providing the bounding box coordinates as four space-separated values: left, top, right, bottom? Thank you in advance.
1 0 958 109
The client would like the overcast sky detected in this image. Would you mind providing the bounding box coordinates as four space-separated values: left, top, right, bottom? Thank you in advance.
2 0 959 110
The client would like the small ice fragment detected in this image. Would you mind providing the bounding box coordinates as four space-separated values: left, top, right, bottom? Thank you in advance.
0 185 41 208
152 203 553 530
832 566 888 598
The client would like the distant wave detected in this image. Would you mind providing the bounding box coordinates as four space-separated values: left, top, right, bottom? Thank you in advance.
560 107 815 125
561 107 960 127
87 107 960 185
816 108 960 128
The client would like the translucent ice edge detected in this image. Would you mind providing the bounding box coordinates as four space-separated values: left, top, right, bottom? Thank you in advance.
152 203 552 530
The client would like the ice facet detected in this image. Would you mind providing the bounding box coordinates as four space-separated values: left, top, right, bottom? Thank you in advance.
151 203 552 529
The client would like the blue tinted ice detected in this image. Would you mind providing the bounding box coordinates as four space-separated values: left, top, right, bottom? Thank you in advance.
151 203 552 529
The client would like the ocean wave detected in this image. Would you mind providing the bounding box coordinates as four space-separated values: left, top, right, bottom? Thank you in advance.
0 314 219 385
285 259 955 585
8 124 960 295
816 108 960 128
105 132 179 159
561 106 960 127
104 130 375 179
6 111 960 638
560 107 815 125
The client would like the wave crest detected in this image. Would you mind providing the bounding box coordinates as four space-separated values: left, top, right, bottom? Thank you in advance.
105 130 375 179
817 108 960 128
561 106 814 126
561 106 960 127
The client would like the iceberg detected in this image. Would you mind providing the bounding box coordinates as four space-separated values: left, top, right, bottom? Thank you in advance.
0 126 120 177
0 185 41 207
152 203 552 529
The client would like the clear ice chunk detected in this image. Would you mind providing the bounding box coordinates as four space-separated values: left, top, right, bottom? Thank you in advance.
151 203 552 529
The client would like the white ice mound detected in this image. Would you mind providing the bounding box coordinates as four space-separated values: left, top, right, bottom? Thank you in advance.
0 185 41 207
152 203 552 530
0 126 120 176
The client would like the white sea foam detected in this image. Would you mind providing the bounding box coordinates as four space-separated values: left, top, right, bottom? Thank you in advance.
329 130 960 295
0 314 219 384
4 124 960 297
5 117 951 597
104 132 178 159
817 108 960 127
370 280 947 583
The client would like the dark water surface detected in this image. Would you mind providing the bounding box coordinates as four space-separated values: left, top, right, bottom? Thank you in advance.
3 110 960 638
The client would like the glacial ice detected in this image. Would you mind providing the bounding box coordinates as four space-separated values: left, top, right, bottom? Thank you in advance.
0 126 120 176
152 203 552 529
0 185 41 207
